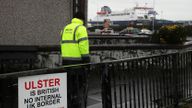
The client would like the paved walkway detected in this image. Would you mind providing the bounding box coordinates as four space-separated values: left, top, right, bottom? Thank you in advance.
87 88 102 108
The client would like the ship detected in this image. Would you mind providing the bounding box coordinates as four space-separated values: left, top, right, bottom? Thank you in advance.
89 5 163 31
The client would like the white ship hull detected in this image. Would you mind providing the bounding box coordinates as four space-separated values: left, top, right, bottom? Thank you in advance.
90 6 156 27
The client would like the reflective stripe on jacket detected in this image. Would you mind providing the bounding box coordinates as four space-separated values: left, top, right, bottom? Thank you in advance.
61 18 89 60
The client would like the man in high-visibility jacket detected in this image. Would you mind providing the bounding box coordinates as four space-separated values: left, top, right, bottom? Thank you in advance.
61 12 89 108
61 12 90 65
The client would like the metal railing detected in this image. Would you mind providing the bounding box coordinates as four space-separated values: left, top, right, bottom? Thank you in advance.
103 52 192 108
0 50 192 108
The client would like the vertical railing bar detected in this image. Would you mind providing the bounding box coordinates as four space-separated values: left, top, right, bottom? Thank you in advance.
145 59 149 108
178 53 181 106
128 61 133 108
190 51 192 98
172 54 176 105
109 64 113 108
171 54 175 106
182 52 185 98
189 52 191 97
163 56 167 107
183 52 185 99
119 63 123 108
158 56 162 107
84 64 91 108
132 61 137 108
163 56 167 106
170 55 174 105
166 55 171 106
189 51 192 98
157 56 162 108
188 51 191 98
153 57 158 108
182 53 184 99
184 52 187 98
187 52 190 98
136 60 141 108
152 57 158 107
166 55 170 106
112 63 118 108
161 56 165 107
166 55 172 105
184 53 186 98
141 59 145 108
182 53 185 99
186 52 189 98
174 53 180 107
188 52 191 98
171 54 175 104
159 56 163 108
151 57 155 108
148 58 153 108
123 62 128 108
11 77 17 108
186 52 188 98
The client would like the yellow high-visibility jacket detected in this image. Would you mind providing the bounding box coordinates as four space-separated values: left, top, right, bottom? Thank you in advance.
61 18 89 61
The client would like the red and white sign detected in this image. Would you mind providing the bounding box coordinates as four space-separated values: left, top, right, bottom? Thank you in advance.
18 73 67 108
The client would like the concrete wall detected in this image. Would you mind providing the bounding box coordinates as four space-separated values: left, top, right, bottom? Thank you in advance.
0 0 72 45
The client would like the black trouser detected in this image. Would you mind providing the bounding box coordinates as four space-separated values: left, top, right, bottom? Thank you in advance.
62 60 88 108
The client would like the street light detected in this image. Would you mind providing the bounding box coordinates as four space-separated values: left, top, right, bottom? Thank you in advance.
152 0 155 32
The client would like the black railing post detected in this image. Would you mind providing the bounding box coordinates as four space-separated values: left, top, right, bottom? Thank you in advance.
102 64 112 108
172 53 180 108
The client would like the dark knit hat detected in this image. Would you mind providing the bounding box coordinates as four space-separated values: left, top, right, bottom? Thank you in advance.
74 11 85 21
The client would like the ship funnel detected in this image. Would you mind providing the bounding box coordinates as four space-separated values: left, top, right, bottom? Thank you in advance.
97 6 112 15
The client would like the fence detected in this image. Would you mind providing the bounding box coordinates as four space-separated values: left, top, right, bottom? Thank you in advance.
103 51 192 108
0 50 192 108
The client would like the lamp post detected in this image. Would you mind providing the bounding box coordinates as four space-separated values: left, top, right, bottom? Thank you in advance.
152 0 155 32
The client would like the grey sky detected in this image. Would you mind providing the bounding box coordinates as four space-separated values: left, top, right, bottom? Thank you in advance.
88 0 192 21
